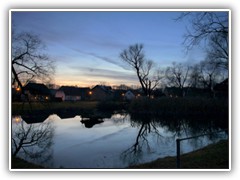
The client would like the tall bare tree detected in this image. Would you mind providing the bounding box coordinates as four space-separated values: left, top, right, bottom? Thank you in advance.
120 44 163 97
12 31 55 93
177 12 229 71
206 33 229 70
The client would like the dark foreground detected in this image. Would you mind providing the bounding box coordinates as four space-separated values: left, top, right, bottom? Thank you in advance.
11 140 229 169
130 140 229 169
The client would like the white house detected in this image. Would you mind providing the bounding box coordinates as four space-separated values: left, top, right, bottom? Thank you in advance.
55 90 66 101
124 90 135 100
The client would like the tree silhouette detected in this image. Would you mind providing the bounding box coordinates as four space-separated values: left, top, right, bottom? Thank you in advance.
177 12 229 70
12 30 55 93
165 62 190 97
12 117 54 162
120 43 163 97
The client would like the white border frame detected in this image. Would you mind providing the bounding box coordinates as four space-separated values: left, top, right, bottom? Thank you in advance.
9 8 231 172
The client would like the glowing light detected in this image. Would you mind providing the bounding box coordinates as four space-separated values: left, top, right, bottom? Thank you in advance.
16 87 21 91
89 91 92 95
121 93 125 96
45 96 49 100
13 116 22 123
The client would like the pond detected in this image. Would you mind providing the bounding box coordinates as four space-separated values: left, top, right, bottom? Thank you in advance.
11 112 228 169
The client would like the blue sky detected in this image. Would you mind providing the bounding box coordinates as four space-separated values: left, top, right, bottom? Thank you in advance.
12 11 206 87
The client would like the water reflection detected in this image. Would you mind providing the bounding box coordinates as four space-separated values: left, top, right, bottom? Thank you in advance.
12 112 228 168
81 118 104 128
121 113 228 166
12 116 54 166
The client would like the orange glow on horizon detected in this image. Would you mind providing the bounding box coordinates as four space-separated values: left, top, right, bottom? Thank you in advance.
54 77 139 88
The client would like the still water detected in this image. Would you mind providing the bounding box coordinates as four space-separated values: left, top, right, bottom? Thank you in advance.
12 113 227 168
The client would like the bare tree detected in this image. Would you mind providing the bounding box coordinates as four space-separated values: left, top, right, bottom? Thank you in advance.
206 34 229 70
165 62 190 96
12 31 55 92
12 117 54 160
177 12 229 71
120 44 163 97
198 58 221 91
188 64 202 88
177 12 228 50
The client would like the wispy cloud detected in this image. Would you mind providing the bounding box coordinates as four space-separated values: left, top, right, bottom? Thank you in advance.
73 49 130 70
68 66 137 82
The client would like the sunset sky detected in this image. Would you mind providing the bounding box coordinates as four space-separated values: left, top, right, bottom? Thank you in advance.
12 10 206 87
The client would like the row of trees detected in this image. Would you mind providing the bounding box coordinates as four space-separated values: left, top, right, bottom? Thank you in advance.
120 44 228 97
120 12 229 97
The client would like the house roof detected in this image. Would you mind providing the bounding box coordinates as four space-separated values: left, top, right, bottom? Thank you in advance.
59 86 89 96
24 83 50 95
92 85 113 94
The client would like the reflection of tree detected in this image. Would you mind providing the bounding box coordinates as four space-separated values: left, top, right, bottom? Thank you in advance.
121 113 228 166
121 116 164 165
12 117 54 165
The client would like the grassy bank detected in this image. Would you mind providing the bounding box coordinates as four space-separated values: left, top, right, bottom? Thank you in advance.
12 97 228 118
12 101 99 114
129 140 229 169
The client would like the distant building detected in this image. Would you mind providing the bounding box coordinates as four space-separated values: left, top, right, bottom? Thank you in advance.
113 89 127 101
124 90 135 100
90 85 113 101
55 86 90 101
24 83 51 101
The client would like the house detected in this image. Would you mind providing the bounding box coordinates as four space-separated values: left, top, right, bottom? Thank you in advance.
90 85 113 101
55 86 90 101
24 83 51 101
55 90 66 101
124 90 135 100
113 89 127 101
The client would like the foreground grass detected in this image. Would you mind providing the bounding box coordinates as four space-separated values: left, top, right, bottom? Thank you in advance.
130 140 229 169
11 157 43 169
